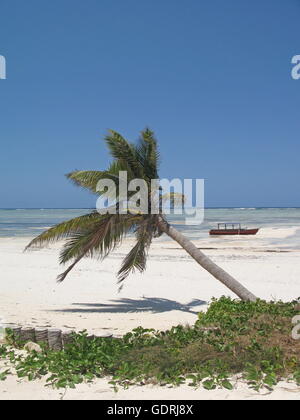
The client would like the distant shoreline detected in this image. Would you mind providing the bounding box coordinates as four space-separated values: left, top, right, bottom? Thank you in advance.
1 207 300 210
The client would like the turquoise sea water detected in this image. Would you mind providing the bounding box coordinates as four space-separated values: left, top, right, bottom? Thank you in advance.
0 209 89 237
1 208 300 247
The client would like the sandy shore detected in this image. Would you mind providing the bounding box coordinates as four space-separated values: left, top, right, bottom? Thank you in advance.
1 230 300 335
1 373 300 400
0 228 300 399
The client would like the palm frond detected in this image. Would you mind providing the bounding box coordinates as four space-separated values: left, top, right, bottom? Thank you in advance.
117 218 153 284
66 171 109 193
56 213 144 282
141 128 159 169
135 128 159 180
56 255 86 283
25 211 102 249
105 130 144 178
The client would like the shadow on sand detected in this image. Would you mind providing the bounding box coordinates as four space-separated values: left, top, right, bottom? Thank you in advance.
51 297 207 315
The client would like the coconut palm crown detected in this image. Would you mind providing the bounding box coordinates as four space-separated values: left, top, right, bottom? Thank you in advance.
26 129 257 301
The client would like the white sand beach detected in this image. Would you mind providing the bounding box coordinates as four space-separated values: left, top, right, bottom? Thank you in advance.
1 228 300 335
0 227 300 399
1 373 300 400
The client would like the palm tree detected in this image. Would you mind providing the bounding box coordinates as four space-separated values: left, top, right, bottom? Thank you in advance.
26 129 257 302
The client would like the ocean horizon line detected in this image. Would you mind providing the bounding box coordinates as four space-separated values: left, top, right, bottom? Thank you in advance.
1 207 300 211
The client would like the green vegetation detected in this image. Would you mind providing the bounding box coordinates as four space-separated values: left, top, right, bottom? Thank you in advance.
1 297 300 391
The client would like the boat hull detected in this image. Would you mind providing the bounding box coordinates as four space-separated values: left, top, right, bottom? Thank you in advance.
209 228 259 236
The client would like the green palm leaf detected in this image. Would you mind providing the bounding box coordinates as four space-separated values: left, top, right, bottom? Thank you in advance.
117 218 154 284
25 211 101 249
105 130 144 178
57 213 144 282
136 128 159 180
66 171 108 193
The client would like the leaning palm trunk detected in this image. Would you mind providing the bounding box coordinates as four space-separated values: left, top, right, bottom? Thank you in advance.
158 217 257 302
27 128 258 303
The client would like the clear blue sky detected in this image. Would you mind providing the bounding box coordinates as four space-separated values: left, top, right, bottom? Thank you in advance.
0 0 299 208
